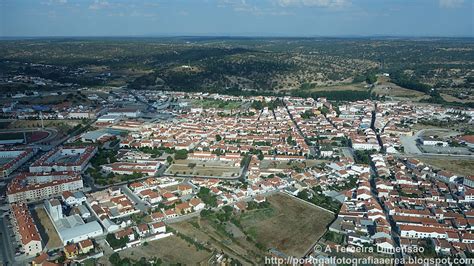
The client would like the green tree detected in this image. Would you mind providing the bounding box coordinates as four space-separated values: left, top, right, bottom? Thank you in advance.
109 253 121 265
174 150 188 160
366 73 377 84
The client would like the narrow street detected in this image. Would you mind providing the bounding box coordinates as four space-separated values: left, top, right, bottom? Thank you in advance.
282 100 318 157
121 185 149 213
0 215 16 266
370 108 384 150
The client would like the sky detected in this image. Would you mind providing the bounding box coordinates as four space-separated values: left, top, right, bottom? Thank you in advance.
0 0 472 37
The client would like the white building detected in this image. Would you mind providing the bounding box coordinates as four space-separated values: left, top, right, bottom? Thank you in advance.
45 199 103 244
62 191 87 206
399 225 447 239
107 108 141 118
421 137 448 147
7 172 84 203
45 199 63 221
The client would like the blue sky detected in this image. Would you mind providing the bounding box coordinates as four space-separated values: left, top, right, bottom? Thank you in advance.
0 0 472 37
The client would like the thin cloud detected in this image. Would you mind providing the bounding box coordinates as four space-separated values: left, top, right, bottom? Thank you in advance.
89 0 111 10
276 0 350 8
439 0 464 8
218 0 295 16
42 0 67 6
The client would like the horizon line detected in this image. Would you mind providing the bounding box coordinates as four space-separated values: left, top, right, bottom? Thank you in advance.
1 34 473 40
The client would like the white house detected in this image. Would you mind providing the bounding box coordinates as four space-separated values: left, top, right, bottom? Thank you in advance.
150 222 166 234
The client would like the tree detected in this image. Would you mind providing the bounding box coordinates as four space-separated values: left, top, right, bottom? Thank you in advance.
166 156 173 164
109 253 121 265
365 73 377 84
174 150 188 160
197 187 217 207
215 134 222 141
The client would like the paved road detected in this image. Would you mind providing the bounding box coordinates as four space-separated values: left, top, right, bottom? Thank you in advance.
0 213 16 266
340 147 354 161
400 130 425 155
121 185 149 213
400 129 466 156
283 101 317 156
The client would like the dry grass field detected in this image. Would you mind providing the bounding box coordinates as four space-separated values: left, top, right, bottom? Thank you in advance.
33 207 62 249
441 93 474 103
118 235 212 265
417 157 474 177
372 82 427 100
166 159 240 178
171 218 262 264
167 193 334 264
307 83 368 92
239 193 334 257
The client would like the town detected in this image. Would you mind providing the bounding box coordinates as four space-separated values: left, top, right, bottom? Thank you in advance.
0 87 473 265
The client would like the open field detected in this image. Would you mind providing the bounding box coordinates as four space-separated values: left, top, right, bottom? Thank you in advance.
117 235 212 265
412 123 468 132
305 83 367 92
171 217 263 264
166 159 241 178
168 193 334 264
7 120 81 137
417 157 474 177
191 99 242 110
32 207 62 250
441 93 474 104
260 159 326 170
238 193 334 257
420 129 460 139
372 81 427 100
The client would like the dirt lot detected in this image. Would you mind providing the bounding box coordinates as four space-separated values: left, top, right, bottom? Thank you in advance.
417 157 474 176
420 129 460 139
32 207 62 249
238 193 335 258
118 235 212 265
166 159 240 178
